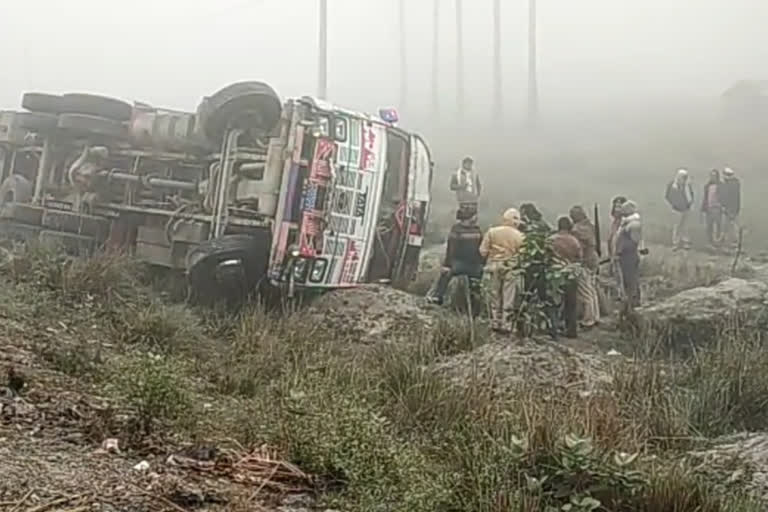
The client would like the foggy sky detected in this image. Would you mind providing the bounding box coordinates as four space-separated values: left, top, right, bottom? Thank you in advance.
1 0 767 118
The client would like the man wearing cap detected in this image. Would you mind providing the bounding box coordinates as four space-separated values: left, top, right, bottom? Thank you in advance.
479 208 525 333
615 201 643 307
665 169 694 250
720 167 741 247
450 156 482 214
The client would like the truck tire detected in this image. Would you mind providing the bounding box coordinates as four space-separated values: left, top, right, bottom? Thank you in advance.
60 93 133 122
186 233 270 305
202 82 282 142
58 114 128 139
15 112 58 132
21 93 63 114
0 175 33 207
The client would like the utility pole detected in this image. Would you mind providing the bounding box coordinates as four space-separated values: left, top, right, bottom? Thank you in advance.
456 0 464 123
492 0 502 125
399 0 407 111
318 0 328 100
431 0 439 117
527 0 539 128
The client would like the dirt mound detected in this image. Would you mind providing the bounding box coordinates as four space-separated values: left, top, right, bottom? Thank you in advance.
307 285 438 344
640 278 768 347
689 433 768 502
433 339 613 394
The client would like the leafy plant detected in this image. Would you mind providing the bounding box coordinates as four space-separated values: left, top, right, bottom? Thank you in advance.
108 353 192 435
507 228 579 336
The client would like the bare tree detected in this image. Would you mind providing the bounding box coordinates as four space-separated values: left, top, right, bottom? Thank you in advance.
528 0 539 128
318 0 328 100
456 0 464 123
399 0 407 111
493 0 503 125
431 0 440 117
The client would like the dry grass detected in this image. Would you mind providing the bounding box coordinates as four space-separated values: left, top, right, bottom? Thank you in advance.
0 243 765 511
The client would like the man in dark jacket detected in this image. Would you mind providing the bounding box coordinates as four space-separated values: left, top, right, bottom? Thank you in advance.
427 208 485 311
665 169 694 250
519 202 552 235
720 167 741 247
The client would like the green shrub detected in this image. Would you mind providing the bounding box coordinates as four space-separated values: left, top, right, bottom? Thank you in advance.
276 379 452 512
110 302 202 354
108 353 192 435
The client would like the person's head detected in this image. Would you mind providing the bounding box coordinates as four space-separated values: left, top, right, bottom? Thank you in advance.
675 168 689 183
569 205 587 223
501 208 521 228
611 195 627 217
456 206 476 224
520 202 542 222
723 167 735 178
557 215 573 233
709 168 721 183
461 156 474 170
621 200 638 217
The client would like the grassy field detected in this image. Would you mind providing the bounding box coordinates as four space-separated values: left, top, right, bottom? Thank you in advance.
0 246 766 510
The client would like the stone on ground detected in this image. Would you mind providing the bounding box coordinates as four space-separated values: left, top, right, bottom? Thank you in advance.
306 285 437 344
639 278 768 347
432 338 613 394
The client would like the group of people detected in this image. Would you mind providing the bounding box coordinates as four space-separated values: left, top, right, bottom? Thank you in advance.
665 167 742 249
427 156 644 339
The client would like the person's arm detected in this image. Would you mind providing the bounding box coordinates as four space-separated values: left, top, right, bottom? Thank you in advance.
443 227 457 267
701 184 708 212
449 173 459 191
688 183 695 209
735 181 742 214
475 174 482 196
665 182 673 206
479 229 491 259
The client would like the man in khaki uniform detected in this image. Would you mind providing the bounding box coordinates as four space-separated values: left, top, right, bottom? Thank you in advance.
479 208 524 334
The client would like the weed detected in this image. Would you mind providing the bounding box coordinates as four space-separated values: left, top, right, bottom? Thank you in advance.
110 302 202 354
107 353 192 435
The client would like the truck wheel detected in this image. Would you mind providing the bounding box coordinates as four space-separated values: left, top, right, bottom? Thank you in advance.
15 112 58 132
202 81 282 142
22 93 63 114
186 233 270 305
60 93 133 122
0 175 33 207
58 114 128 139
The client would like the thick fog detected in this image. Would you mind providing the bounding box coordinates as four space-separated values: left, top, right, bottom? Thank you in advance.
1 0 766 116
3 0 768 237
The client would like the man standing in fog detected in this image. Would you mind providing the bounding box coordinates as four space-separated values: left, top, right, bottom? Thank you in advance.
615 201 642 308
665 169 694 250
450 156 481 215
720 167 742 247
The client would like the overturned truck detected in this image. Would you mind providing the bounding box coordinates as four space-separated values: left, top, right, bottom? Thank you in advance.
0 82 433 300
